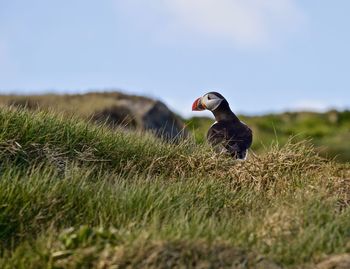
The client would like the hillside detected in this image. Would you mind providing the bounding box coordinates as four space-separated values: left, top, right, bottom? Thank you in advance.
1 92 349 162
0 92 186 140
0 107 350 268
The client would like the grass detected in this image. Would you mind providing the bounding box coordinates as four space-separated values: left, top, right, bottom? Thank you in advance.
0 107 350 268
0 92 153 117
2 92 350 162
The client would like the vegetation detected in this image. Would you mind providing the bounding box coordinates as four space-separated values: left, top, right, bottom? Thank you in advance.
0 92 150 117
1 92 349 162
0 107 350 268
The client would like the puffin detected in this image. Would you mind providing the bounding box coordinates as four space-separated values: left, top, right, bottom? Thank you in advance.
192 92 253 160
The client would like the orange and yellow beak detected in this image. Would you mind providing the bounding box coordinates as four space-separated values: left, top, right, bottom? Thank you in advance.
192 97 206 111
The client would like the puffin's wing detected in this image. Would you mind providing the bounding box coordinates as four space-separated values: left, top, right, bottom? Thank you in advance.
207 123 225 147
207 121 252 160
225 123 252 159
226 142 248 159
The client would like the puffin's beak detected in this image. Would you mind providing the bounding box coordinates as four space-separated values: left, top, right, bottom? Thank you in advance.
192 97 206 111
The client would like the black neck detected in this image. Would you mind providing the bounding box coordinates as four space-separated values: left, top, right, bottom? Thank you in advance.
212 100 240 122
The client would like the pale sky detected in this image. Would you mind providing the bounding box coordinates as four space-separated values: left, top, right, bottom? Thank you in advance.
0 0 349 117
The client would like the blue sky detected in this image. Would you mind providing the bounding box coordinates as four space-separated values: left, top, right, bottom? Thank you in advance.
0 0 349 117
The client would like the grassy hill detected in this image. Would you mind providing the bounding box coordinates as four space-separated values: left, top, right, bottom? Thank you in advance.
0 107 350 268
0 92 150 117
1 92 349 162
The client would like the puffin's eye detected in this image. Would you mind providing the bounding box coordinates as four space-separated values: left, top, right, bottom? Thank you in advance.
207 95 212 100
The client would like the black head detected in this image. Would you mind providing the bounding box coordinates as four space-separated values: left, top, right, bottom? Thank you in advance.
192 92 228 112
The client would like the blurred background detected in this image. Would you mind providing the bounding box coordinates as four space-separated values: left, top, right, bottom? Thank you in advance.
0 0 349 161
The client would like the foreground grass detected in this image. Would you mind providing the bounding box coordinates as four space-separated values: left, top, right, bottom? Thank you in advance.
0 108 349 268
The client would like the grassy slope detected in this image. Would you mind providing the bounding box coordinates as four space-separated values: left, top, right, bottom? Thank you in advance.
0 92 154 117
1 93 349 162
0 108 350 268
186 110 350 162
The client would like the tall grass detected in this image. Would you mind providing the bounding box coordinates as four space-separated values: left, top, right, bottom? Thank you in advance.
0 108 349 268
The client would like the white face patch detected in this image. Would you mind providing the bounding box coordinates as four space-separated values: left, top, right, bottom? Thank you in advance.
201 93 223 111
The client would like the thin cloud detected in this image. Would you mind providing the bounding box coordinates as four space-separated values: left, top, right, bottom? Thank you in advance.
289 100 331 112
115 0 306 47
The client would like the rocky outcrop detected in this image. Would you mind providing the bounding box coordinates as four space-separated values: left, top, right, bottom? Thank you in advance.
141 101 186 140
93 98 187 140
3 91 187 140
93 105 137 129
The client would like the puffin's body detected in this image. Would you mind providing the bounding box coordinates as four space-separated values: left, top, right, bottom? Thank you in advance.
192 92 252 160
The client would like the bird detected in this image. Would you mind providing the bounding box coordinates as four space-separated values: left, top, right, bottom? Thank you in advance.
192 92 253 160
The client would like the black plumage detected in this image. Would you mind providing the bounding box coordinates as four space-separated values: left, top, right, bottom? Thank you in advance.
207 119 252 159
193 92 253 159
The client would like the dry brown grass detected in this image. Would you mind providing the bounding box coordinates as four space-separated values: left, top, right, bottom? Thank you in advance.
53 239 282 269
